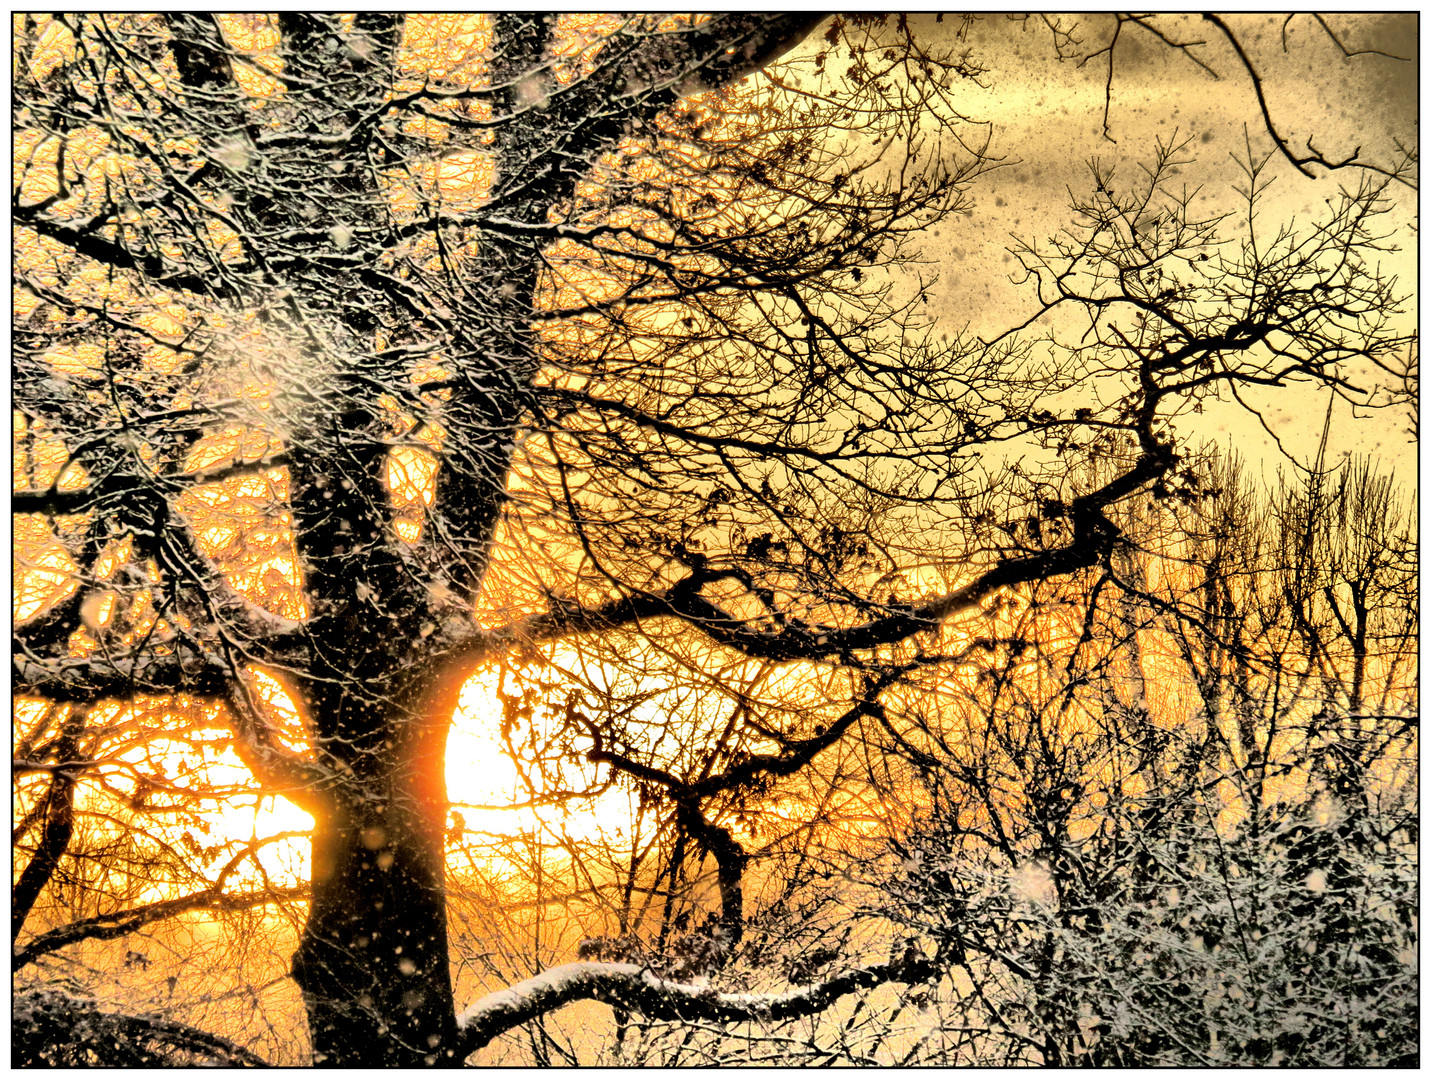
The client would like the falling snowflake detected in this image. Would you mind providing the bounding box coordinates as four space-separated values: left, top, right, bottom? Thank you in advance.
213 138 252 172
1010 861 1054 906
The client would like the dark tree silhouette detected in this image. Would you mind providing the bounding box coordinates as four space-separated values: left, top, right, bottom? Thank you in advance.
871 450 1416 1065
12 13 1415 1066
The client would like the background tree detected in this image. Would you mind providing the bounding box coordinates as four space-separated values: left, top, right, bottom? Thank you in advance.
13 13 1415 1066
869 448 1416 1065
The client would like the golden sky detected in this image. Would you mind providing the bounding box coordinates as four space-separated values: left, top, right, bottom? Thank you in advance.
791 14 1417 473
13 10 1418 878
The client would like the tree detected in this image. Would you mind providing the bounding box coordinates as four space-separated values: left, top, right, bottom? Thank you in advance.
869 449 1416 1065
13 13 1415 1066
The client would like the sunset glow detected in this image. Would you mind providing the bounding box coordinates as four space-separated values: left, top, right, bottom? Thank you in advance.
14 13 1416 1069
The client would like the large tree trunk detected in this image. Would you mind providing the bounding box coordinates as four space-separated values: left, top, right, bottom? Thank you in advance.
291 670 468 1067
287 25 547 1050
219 14 826 1063
282 414 511 1064
292 796 456 1066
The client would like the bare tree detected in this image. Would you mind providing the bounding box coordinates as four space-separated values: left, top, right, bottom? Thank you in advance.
12 13 1415 1065
872 447 1416 1065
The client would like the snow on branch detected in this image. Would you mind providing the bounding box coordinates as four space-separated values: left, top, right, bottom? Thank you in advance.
456 952 938 1058
14 988 271 1067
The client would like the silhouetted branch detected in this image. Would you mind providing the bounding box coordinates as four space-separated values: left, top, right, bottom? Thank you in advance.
15 882 308 969
1202 14 1415 188
12 710 84 941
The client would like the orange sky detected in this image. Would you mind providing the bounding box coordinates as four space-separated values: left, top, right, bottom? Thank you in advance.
12 12 1418 892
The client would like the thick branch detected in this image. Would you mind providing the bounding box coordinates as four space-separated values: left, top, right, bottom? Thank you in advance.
456 951 938 1058
12 647 220 705
13 203 232 297
14 989 270 1067
673 800 748 954
12 711 83 941
441 445 1171 672
220 685 334 817
584 725 753 956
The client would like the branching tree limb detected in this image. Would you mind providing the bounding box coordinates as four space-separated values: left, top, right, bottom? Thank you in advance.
456 951 939 1058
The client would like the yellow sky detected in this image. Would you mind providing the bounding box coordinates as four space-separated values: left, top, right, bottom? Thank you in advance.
783 14 1417 473
12 13 1418 887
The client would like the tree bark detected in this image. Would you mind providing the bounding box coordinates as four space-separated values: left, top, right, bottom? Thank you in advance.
13 710 83 942
291 668 468 1067
145 15 830 1065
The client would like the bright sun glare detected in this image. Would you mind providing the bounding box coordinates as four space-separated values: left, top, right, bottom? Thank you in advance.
447 664 637 846
78 661 639 898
